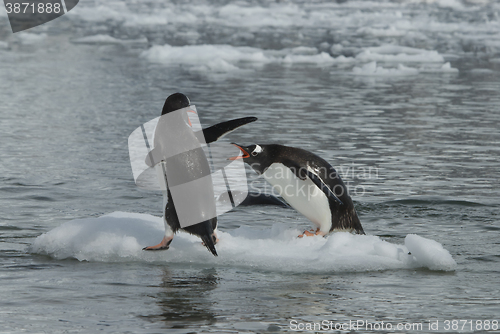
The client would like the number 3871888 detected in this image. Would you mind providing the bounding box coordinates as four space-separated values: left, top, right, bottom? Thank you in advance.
5 2 62 14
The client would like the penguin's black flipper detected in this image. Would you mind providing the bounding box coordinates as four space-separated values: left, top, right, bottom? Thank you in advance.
216 191 289 207
305 170 344 205
283 159 343 206
241 192 289 207
201 117 258 144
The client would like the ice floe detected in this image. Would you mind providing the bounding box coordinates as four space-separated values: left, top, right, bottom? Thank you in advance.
30 212 457 272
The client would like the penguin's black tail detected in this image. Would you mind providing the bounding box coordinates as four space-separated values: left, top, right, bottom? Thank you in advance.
184 220 218 256
356 227 366 235
200 234 218 256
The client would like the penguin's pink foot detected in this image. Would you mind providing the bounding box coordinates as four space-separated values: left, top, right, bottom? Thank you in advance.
143 236 173 251
298 228 322 238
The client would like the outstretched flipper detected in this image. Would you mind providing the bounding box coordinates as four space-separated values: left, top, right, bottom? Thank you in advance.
145 117 257 167
201 117 258 144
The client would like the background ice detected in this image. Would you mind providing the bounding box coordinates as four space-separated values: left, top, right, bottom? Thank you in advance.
16 32 47 45
72 34 148 45
140 44 348 71
30 212 457 272
353 62 420 76
56 0 500 75
140 44 270 72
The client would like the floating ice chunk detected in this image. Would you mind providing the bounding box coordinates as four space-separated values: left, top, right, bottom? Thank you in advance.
357 26 407 37
405 234 457 271
419 62 459 73
289 46 321 55
141 44 270 68
357 45 444 63
334 55 356 63
72 34 148 45
17 33 47 44
29 212 158 261
0 41 8 50
191 58 242 73
357 49 444 63
353 61 419 76
282 52 336 65
438 62 459 73
141 44 350 71
470 68 495 74
280 47 337 64
29 212 457 272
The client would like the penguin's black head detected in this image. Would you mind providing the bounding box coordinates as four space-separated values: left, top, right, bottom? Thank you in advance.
162 92 191 115
229 143 269 174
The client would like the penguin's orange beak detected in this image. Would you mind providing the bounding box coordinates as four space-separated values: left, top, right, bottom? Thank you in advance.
228 143 249 160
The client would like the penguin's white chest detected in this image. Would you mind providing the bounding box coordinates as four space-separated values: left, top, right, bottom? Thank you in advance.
262 163 332 232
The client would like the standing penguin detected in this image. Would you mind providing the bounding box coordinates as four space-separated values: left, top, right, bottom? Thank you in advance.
142 93 257 255
230 143 365 236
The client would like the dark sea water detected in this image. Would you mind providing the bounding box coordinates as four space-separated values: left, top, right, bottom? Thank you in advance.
1 1 500 333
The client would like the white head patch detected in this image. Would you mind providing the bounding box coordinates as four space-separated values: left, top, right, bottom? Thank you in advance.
252 145 263 156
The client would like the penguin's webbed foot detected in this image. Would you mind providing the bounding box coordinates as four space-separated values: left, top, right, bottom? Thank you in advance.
143 236 173 251
298 228 324 238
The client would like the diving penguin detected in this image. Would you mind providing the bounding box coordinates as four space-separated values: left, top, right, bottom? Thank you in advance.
230 143 365 236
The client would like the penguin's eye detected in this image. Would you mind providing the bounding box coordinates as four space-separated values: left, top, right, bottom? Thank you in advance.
251 145 263 156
